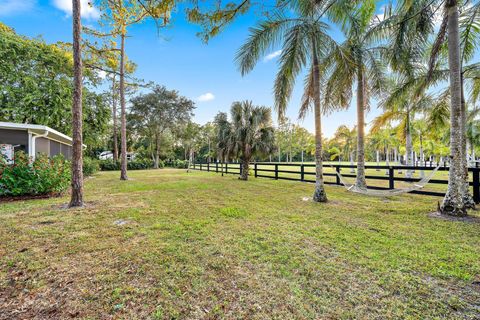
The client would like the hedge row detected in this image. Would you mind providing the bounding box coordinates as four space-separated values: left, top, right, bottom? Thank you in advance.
0 152 70 197
99 159 156 171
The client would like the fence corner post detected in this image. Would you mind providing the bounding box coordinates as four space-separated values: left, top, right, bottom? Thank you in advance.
473 167 480 204
335 165 340 185
389 167 394 190
301 164 305 181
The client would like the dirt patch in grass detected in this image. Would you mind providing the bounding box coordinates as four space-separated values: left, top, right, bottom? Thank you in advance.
0 193 63 203
428 212 480 223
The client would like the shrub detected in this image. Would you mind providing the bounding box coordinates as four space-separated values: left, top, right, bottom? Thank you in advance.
83 157 100 177
0 152 70 197
99 159 119 171
170 159 188 169
99 159 156 171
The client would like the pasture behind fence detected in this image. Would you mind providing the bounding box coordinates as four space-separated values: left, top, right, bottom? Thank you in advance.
192 162 480 203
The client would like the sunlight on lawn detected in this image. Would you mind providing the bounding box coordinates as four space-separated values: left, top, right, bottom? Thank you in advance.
1 169 479 319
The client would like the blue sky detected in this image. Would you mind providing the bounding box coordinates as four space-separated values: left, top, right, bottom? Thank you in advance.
0 0 389 137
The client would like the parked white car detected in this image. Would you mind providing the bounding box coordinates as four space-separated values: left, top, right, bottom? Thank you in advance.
99 151 113 160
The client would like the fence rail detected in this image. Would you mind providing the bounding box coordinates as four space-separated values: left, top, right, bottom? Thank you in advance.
191 162 480 203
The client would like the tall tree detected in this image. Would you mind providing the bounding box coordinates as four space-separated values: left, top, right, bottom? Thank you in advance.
94 0 172 180
324 1 387 190
69 0 84 208
377 0 480 214
235 1 343 201
442 0 466 215
218 101 275 180
129 85 195 168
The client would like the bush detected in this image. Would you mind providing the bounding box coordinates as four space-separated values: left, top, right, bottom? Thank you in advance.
83 157 100 177
99 159 156 171
99 159 119 171
170 159 188 169
0 152 70 197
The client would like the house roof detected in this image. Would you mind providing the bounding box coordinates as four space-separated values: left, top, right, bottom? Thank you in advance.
0 121 74 146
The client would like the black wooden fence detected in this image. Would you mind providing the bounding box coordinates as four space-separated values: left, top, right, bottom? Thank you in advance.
192 162 480 203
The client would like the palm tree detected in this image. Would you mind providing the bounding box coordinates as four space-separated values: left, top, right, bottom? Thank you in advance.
323 6 387 190
333 125 357 173
376 0 480 215
214 112 233 176
69 0 84 208
226 101 275 181
235 1 339 201
374 77 434 177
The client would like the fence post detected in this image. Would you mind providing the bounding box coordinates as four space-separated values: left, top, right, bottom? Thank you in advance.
300 164 304 181
473 167 480 204
335 166 340 185
207 162 210 172
193 162 195 170
389 167 394 189
225 163 228 174
239 163 243 176
200 163 202 171
254 163 258 178
275 164 279 180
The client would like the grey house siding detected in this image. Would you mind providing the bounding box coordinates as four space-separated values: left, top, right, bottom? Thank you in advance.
1 126 73 160
0 129 29 152
35 138 73 160
60 144 72 159
50 140 61 156
35 137 49 155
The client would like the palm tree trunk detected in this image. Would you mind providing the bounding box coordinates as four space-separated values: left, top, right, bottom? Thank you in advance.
350 152 355 173
441 0 467 216
239 158 249 180
69 0 84 208
419 135 425 178
119 31 128 180
153 134 160 169
461 74 475 208
405 110 413 178
311 42 327 202
112 75 118 162
187 148 192 173
355 63 367 189
385 148 390 176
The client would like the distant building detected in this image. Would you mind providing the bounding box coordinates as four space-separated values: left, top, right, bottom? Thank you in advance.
0 122 76 162
98 151 136 161
99 151 114 160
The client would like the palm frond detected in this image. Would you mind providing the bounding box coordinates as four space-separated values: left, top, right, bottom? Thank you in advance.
235 13 295 76
273 23 309 119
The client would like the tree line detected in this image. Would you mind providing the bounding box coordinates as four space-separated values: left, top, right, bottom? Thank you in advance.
5 0 477 218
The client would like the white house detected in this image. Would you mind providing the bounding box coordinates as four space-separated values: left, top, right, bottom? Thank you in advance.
0 122 76 162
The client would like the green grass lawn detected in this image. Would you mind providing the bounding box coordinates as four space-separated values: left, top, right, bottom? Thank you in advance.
1 169 479 319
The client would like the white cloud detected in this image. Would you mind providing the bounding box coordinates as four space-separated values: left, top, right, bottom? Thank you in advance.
264 50 282 62
52 0 100 20
197 93 215 102
97 70 107 79
0 0 35 16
